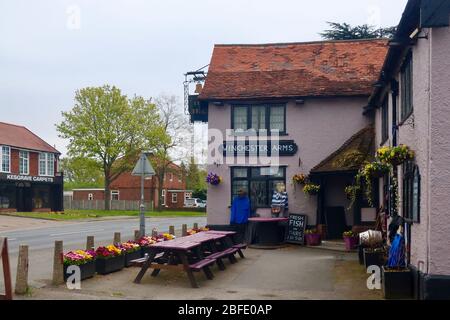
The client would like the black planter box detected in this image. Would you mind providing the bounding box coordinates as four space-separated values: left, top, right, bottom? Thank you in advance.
63 260 96 281
124 250 142 267
364 248 385 269
358 245 365 265
95 255 125 275
382 266 413 299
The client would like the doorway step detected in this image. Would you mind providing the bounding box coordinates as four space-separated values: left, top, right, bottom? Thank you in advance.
306 240 357 253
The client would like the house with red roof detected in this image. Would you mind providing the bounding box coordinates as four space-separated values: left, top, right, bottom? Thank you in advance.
0 122 63 212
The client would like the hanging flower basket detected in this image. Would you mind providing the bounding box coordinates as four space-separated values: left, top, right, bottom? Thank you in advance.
206 172 222 186
303 183 320 196
362 161 391 178
344 185 360 200
376 145 415 166
292 173 309 185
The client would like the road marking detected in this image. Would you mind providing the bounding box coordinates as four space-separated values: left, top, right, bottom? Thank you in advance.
7 238 17 241
50 229 104 237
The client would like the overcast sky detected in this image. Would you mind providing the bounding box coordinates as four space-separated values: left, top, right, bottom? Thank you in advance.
0 0 408 159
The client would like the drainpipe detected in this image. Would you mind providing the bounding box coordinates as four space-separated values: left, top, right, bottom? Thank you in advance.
425 30 432 275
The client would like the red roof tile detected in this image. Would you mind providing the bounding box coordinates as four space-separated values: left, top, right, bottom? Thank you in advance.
199 39 389 100
0 122 60 154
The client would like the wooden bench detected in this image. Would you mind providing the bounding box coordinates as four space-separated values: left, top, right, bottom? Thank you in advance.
189 258 216 280
206 247 239 270
232 243 247 258
130 253 164 267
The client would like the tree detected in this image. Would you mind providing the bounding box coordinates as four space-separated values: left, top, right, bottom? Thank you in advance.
60 156 103 190
320 22 397 40
151 94 191 211
57 85 165 210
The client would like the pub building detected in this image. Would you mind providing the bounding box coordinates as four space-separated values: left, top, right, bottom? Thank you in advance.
0 122 63 212
192 39 389 237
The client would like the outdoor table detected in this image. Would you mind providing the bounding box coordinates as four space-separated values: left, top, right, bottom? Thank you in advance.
247 217 289 248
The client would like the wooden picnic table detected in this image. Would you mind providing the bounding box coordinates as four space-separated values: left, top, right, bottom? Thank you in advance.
133 231 240 288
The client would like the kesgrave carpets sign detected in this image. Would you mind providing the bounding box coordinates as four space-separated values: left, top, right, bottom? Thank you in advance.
221 140 298 157
0 174 55 183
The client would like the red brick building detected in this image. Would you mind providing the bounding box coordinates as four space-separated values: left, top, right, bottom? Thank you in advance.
72 162 192 209
0 122 63 212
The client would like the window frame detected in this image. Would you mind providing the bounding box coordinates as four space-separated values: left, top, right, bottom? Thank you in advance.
231 166 286 208
39 152 55 176
88 193 94 201
19 150 30 175
231 104 287 135
171 192 178 203
381 96 389 144
400 52 413 123
111 190 120 201
0 146 11 173
403 161 420 223
161 189 166 206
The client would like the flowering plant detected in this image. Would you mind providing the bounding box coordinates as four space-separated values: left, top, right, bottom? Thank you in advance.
162 233 176 241
303 183 320 195
63 250 96 266
292 173 309 185
187 226 209 236
343 231 356 238
137 236 158 247
305 229 319 235
376 145 415 166
206 172 222 186
361 161 391 178
95 245 123 259
118 241 141 253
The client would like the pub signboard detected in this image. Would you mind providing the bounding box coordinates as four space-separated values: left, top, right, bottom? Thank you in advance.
221 140 298 157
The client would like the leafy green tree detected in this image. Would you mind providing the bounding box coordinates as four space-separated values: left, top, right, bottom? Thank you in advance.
60 157 103 190
57 85 165 210
320 22 397 40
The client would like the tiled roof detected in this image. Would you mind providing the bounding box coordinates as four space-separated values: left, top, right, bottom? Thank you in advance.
199 39 388 100
0 122 60 154
311 126 375 173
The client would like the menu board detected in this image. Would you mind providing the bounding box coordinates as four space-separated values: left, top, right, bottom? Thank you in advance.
286 214 307 244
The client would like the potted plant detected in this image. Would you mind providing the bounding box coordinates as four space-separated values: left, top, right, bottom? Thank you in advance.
292 173 309 185
362 161 391 178
206 172 222 186
382 233 413 299
342 231 358 250
377 145 415 166
95 245 125 275
303 183 320 196
305 229 321 246
363 247 386 269
119 241 142 267
63 249 96 281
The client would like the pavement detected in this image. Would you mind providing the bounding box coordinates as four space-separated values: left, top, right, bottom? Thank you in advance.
0 215 206 290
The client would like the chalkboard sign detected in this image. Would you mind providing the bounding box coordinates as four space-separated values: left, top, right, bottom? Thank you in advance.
286 214 307 244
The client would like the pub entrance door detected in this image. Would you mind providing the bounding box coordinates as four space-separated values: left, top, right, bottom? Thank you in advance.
16 184 32 212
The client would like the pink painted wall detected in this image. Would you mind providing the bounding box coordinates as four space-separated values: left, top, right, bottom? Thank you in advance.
207 97 371 225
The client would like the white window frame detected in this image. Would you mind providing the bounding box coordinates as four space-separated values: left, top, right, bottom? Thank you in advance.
19 150 29 175
171 192 178 203
88 193 94 201
111 190 119 201
169 173 173 182
161 189 166 206
39 152 55 176
0 146 11 173
178 174 182 182
184 192 192 202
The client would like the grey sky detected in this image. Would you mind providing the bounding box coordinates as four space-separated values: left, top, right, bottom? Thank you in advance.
0 0 408 158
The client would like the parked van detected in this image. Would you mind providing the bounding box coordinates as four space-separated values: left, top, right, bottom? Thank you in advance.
184 198 202 208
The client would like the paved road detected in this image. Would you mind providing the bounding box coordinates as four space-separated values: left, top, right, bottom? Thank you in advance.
0 216 206 288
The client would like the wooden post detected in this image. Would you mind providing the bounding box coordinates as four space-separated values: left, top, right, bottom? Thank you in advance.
15 245 29 295
169 225 175 235
0 237 13 300
151 228 158 237
193 223 199 230
52 240 64 285
134 230 141 241
114 232 121 244
86 236 94 250
182 224 187 237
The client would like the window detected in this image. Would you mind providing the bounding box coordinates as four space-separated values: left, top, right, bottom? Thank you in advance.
178 174 182 182
39 153 54 176
19 151 29 175
403 162 420 223
400 52 413 121
88 193 93 201
231 167 286 208
161 189 166 206
0 146 10 173
232 104 286 134
111 190 119 201
168 173 173 182
381 96 389 143
172 193 178 203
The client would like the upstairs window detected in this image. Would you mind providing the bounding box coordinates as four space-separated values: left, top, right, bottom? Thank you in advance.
0 146 10 173
232 104 286 134
39 153 55 176
400 52 413 122
19 151 29 175
381 96 389 143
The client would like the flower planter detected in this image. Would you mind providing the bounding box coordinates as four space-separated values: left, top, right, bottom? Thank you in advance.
343 236 358 250
95 255 125 275
358 245 365 265
363 248 385 269
305 234 321 246
124 250 142 267
63 261 96 281
382 266 413 299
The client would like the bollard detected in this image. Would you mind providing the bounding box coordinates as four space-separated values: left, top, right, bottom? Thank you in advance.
114 232 121 244
182 224 187 237
193 223 199 230
169 226 175 235
86 236 94 251
52 240 64 285
152 228 158 237
134 230 141 241
15 245 29 294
